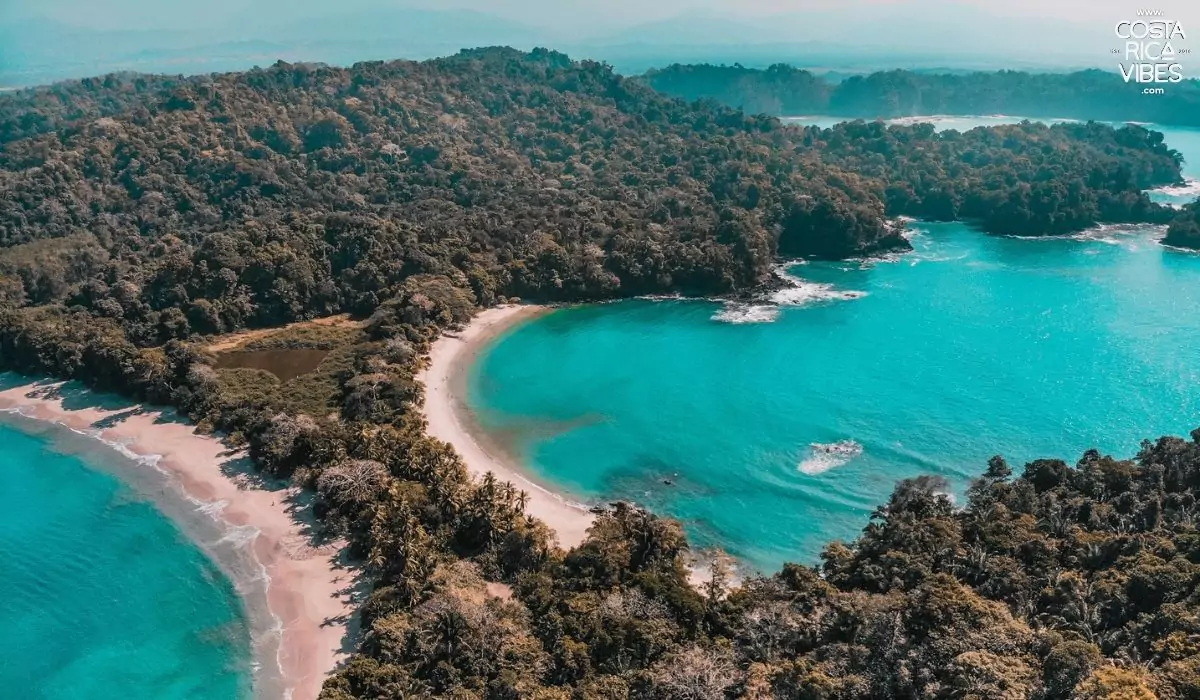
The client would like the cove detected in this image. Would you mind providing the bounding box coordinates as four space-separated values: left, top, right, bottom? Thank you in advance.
468 120 1200 572
0 416 253 698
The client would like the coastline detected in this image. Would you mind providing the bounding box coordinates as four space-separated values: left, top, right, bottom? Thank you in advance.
419 305 596 549
0 378 359 700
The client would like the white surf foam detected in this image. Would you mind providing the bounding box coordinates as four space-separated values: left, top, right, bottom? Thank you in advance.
711 304 780 324
798 439 863 475
1161 241 1200 254
770 283 867 305
1163 179 1200 196
887 115 957 126
1149 178 1200 203
882 114 1076 129
195 499 230 518
218 523 262 549
771 266 868 306
633 293 686 301
1075 224 1169 250
850 249 918 268
1007 223 1166 249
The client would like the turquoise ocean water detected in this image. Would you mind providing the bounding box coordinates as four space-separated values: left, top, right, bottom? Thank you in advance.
470 119 1200 572
0 412 255 698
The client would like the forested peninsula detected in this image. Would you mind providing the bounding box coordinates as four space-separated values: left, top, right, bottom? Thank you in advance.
642 64 1200 128
0 48 1187 276
2 48 1200 699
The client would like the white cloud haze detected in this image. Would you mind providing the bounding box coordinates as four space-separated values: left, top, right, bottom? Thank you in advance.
7 0 1199 35
1 0 1197 84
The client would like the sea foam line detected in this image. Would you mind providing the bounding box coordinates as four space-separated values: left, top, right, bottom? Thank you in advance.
1006 223 1167 246
709 264 867 324
1160 241 1200 254
625 259 868 324
771 265 868 306
1149 178 1200 199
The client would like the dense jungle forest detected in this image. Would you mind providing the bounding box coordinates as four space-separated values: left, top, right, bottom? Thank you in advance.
642 64 1200 128
1166 201 1200 249
2 48 1200 699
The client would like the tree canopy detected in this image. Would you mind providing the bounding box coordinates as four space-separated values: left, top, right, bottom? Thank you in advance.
1165 201 1200 249
642 64 1200 128
0 49 1183 342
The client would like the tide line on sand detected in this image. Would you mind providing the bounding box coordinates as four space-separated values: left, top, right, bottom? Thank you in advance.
418 305 597 550
0 379 360 700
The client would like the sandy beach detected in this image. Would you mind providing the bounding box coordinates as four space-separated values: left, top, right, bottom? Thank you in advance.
419 305 596 549
0 380 359 700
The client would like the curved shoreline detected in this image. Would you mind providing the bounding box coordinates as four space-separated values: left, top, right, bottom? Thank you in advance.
0 377 359 700
418 305 596 549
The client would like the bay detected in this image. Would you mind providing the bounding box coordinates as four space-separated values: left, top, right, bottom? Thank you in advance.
469 119 1200 571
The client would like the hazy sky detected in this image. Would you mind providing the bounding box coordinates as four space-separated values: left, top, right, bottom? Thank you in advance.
3 0 1197 85
9 0 1200 36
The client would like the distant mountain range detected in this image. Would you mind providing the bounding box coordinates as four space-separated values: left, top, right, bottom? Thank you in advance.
0 6 1135 87
0 9 544 86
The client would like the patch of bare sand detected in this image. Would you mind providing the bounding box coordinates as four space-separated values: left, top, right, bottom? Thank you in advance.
418 305 596 549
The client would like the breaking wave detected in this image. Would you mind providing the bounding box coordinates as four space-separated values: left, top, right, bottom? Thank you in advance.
798 439 864 475
1158 179 1200 196
1148 178 1200 207
711 304 779 324
771 266 867 306
770 283 867 306
884 114 1077 129
1006 223 1166 250
710 266 866 324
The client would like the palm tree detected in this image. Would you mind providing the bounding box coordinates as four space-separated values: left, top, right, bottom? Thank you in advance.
426 608 472 662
